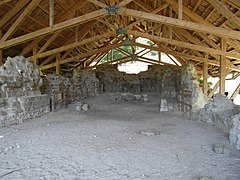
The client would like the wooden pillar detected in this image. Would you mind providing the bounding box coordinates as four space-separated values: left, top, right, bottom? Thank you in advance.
178 0 183 19
49 0 54 26
0 30 2 66
158 51 161 63
203 54 208 95
56 53 60 74
220 37 226 95
33 42 38 65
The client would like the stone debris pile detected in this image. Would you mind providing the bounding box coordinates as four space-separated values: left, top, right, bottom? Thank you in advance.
0 56 50 127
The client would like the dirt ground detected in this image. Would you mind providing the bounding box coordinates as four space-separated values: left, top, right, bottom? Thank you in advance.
0 93 240 180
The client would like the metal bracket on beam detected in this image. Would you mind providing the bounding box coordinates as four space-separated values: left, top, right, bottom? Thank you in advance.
105 5 120 15
116 28 127 35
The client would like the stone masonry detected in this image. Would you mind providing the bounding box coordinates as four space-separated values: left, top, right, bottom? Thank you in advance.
0 56 50 127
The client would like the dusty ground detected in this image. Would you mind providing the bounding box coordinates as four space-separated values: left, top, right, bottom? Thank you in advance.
0 93 240 180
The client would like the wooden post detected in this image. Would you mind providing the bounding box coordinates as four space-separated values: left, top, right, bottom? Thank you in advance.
33 42 38 65
178 0 182 19
158 51 161 63
49 0 54 26
220 37 226 95
56 53 60 74
0 30 2 66
203 54 208 95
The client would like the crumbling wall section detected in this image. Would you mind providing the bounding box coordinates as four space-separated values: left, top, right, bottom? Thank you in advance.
0 56 50 127
199 94 240 150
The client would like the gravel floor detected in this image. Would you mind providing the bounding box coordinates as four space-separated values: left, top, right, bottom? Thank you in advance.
0 93 240 180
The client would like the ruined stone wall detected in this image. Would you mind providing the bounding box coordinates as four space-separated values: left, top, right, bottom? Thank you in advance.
95 64 180 97
0 56 50 127
41 69 100 110
199 94 240 150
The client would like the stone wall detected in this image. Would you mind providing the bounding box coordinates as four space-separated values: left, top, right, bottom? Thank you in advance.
199 94 240 150
41 69 100 110
0 56 50 127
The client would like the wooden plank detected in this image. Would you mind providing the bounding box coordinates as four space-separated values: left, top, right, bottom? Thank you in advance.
120 8 240 40
128 30 240 60
0 0 42 42
207 0 240 29
41 42 121 70
49 0 54 26
0 9 106 49
220 38 226 95
0 0 31 29
28 31 115 60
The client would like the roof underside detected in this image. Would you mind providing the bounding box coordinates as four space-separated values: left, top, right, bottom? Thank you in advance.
0 0 240 77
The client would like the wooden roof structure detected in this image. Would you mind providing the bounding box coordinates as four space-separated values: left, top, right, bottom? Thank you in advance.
0 0 240 96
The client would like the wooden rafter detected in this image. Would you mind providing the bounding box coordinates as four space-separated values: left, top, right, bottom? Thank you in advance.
0 8 107 49
120 8 240 40
0 0 42 42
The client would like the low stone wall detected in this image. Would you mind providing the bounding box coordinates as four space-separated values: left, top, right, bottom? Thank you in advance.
0 56 50 127
199 94 240 150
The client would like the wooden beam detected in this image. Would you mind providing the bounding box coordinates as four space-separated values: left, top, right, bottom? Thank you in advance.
38 32 60 54
0 0 41 42
41 42 121 70
120 8 240 40
230 83 240 100
86 0 107 8
207 69 231 98
49 0 54 26
128 30 240 60
0 0 14 5
0 9 106 49
134 42 240 72
0 0 31 29
118 0 134 7
178 0 182 19
220 37 226 95
28 31 115 60
203 54 208 95
207 0 240 29
33 42 38 65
